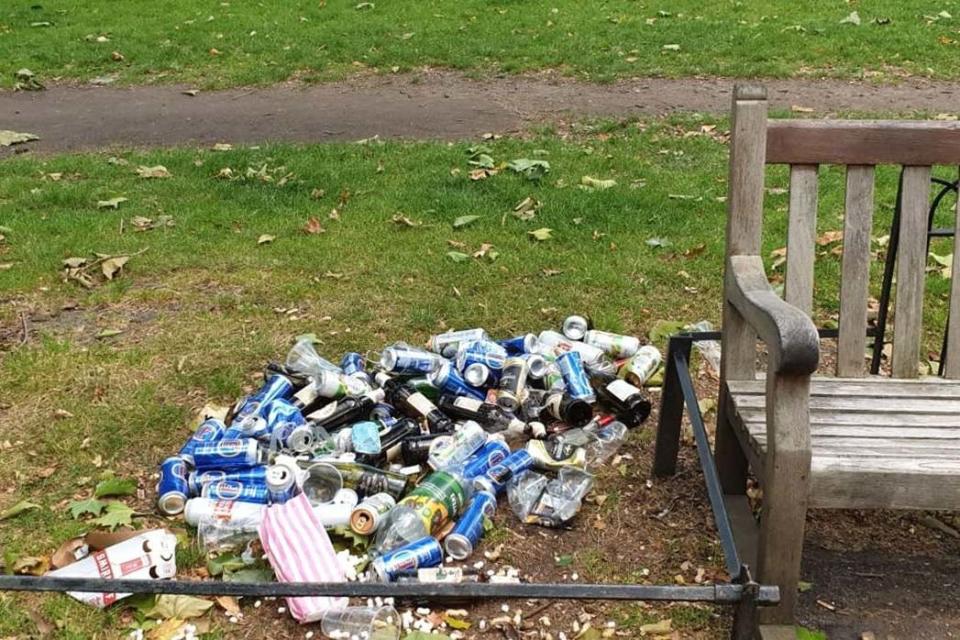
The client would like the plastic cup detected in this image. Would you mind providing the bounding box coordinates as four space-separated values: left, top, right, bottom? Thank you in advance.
301 462 343 506
321 605 400 640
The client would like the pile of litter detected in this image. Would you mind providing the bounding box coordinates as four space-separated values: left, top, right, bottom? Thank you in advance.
55 319 663 638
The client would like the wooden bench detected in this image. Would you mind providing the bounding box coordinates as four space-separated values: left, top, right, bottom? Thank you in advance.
654 84 960 629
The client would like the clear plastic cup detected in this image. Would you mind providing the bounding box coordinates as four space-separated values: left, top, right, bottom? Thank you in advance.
301 462 343 506
321 605 400 640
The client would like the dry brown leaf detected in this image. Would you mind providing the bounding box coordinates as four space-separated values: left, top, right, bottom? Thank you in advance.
257 234 275 245
215 595 241 615
303 217 325 235
101 255 129 280
135 165 172 179
816 230 843 245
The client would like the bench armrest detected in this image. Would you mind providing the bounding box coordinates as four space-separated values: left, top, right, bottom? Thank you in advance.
726 255 820 376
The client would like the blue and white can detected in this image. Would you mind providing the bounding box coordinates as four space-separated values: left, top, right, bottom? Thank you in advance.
187 466 269 496
475 449 535 495
556 351 596 403
340 352 366 377
231 375 295 434
372 536 444 582
178 418 226 466
497 333 541 356
202 479 271 504
463 439 511 480
445 491 496 560
429 362 486 401
265 465 298 504
455 340 508 371
380 345 443 375
192 439 261 470
463 362 498 388
263 399 315 452
157 456 189 515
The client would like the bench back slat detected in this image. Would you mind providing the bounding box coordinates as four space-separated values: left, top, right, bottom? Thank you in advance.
784 164 819 315
836 166 876 377
891 166 933 378
946 167 960 380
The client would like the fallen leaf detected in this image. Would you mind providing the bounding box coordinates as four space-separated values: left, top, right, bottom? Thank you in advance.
447 251 470 263
355 2 375 9
447 239 468 249
816 230 843 245
96 328 124 339
390 213 421 227
0 500 40 520
303 217 325 235
147 618 188 640
798 580 814 593
135 165 172 179
0 130 39 146
839 10 861 25
0 263 13 271
529 228 553 241
444 615 471 630
791 105 815 114
639 619 672 634
507 158 550 180
541 268 562 277
555 554 573 567
469 168 496 181
453 215 480 228
51 537 88 569
90 502 135 530
512 196 541 220
214 595 241 615
661 43 681 51
12 555 50 575
212 143 233 151
182 89 200 97
97 196 128 209
580 176 617 190
54 408 75 419
257 234 275 245
101 255 129 280
95 476 137 498
69 497 107 519
645 237 670 248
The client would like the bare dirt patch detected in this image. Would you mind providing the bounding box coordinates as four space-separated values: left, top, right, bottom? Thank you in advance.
3 72 960 154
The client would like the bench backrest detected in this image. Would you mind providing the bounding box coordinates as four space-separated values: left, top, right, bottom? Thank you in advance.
725 84 960 379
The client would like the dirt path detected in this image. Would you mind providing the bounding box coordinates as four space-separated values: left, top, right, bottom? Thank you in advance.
3 72 960 154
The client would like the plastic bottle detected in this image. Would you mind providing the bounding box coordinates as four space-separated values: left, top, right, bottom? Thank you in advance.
427 420 487 470
373 467 470 553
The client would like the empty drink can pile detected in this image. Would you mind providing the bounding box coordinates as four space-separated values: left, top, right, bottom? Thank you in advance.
155 318 663 633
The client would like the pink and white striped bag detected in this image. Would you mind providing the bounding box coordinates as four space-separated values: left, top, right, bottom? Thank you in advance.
258 493 348 623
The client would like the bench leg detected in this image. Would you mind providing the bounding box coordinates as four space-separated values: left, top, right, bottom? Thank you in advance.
652 337 689 477
757 374 811 624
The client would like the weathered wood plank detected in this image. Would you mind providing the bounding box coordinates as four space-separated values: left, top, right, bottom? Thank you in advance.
716 85 769 496
810 457 960 510
892 166 932 378
739 409 960 428
742 422 960 438
784 164 819 314
947 166 960 379
735 394 960 413
837 166 875 377
748 434 960 449
729 376 960 397
766 120 960 165
756 372 810 625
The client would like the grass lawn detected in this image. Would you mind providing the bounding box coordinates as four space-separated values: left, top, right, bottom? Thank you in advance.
0 115 955 637
2 1 960 87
